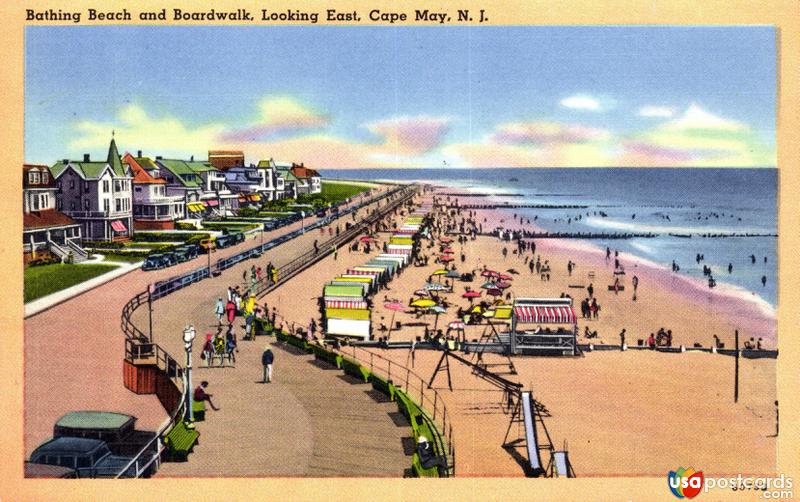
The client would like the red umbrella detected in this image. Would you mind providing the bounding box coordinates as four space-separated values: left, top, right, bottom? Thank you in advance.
496 281 512 289
498 274 513 281
486 288 502 296
442 247 455 254
439 255 455 262
462 291 482 298
359 236 374 243
384 301 407 311
481 270 499 278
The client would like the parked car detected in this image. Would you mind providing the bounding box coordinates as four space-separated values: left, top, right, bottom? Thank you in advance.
174 244 199 262
161 251 178 267
215 232 244 249
29 437 137 478
198 237 215 253
141 254 168 271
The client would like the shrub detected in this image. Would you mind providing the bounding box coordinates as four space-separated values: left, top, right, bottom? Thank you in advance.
83 240 125 249
175 222 198 230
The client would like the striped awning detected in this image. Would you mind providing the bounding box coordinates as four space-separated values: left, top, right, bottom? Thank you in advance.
111 220 127 232
188 202 205 212
387 248 411 255
347 269 380 276
393 229 417 235
514 305 577 324
325 299 368 309
206 200 219 207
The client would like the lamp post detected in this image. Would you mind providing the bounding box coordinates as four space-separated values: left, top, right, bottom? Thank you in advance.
183 325 196 422
301 211 306 234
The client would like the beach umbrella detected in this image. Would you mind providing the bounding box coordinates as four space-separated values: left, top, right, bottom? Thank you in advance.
481 281 497 289
498 274 513 281
411 298 436 308
425 282 448 291
428 305 447 314
445 269 461 279
496 281 512 289
439 255 455 262
359 236 374 243
481 270 499 278
486 288 502 297
431 269 448 276
414 289 430 297
442 247 455 254
384 301 407 338
448 321 465 330
462 291 481 299
470 305 483 314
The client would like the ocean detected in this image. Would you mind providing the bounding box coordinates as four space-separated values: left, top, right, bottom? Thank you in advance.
322 168 778 308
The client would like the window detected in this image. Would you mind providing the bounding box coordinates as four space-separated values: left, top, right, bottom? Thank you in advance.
84 181 90 193
84 199 90 210
29 171 40 184
103 199 109 212
70 201 75 210
31 195 39 211
103 180 110 193
57 199 62 210
134 186 141 192
42 172 49 184
70 179 75 189
40 194 48 208
76 456 91 469
116 199 121 212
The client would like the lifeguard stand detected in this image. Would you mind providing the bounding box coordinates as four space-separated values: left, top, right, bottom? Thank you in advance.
508 298 577 356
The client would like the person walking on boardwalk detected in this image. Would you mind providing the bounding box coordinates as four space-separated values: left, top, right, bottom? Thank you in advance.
215 297 225 325
262 346 274 383
587 283 594 299
225 299 237 325
271 267 278 284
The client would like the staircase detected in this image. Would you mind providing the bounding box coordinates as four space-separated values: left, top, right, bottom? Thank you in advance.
48 238 88 263
65 238 89 262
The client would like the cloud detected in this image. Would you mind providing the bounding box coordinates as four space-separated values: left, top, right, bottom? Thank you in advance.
218 96 329 142
560 94 602 111
363 115 451 155
491 121 610 145
69 104 226 157
638 106 675 118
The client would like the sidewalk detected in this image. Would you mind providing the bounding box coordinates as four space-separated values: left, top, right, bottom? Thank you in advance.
24 259 143 318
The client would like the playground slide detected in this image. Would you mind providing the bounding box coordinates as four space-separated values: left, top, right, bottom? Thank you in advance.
552 450 573 477
521 391 546 477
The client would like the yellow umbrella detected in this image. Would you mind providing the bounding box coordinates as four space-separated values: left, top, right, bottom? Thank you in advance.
410 298 437 308
471 305 483 313
431 269 448 276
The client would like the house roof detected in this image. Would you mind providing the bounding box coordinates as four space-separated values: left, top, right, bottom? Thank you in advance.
123 154 166 184
24 209 77 230
154 159 202 187
23 164 57 189
275 168 300 183
256 160 271 168
208 150 244 156
290 164 320 179
134 156 160 171
50 138 129 180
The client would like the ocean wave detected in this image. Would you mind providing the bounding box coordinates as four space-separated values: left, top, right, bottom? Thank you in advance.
584 217 763 236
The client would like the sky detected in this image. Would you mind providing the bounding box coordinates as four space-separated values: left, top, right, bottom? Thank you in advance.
25 26 776 168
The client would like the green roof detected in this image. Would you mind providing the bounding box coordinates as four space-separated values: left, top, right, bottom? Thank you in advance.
276 168 300 182
50 160 113 180
257 160 271 168
156 159 202 187
55 411 134 430
107 138 125 176
134 156 159 170
323 284 365 298
185 161 217 173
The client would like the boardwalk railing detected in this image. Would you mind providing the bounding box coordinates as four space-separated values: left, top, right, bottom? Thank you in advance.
338 344 456 477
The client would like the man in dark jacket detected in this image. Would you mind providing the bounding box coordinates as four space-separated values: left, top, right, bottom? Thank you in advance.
262 347 274 383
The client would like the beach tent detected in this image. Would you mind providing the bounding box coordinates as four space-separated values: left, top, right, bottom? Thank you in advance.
389 236 414 246
323 295 365 304
325 299 368 310
509 298 577 356
328 280 371 295
353 266 391 279
387 244 413 253
326 317 371 340
338 275 379 289
323 284 365 299
375 253 408 266
367 259 399 274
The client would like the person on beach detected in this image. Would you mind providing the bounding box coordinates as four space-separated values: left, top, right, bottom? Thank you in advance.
587 283 594 299
309 319 317 340
194 381 219 411
591 298 600 319
728 263 733 274
215 297 225 324
613 277 620 295
761 275 767 287
647 333 656 349
619 329 626 348
529 260 535 274
202 334 214 367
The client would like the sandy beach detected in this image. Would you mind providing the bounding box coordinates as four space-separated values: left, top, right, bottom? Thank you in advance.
268 187 777 477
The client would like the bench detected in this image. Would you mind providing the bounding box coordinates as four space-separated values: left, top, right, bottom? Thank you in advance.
311 344 343 368
370 374 396 401
275 330 289 343
285 334 313 353
253 318 273 336
192 399 206 422
163 421 200 462
341 357 371 383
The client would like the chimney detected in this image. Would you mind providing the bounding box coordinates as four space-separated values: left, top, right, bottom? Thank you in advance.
190 155 194 161
156 156 162 160
137 150 142 157
62 159 68 165
83 154 90 162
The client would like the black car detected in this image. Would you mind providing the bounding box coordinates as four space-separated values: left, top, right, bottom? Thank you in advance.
141 254 168 271
29 437 136 478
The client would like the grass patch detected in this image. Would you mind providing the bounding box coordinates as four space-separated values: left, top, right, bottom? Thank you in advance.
101 253 145 263
320 181 371 202
24 263 119 303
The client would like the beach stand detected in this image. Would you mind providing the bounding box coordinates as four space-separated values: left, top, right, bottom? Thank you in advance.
508 298 578 356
